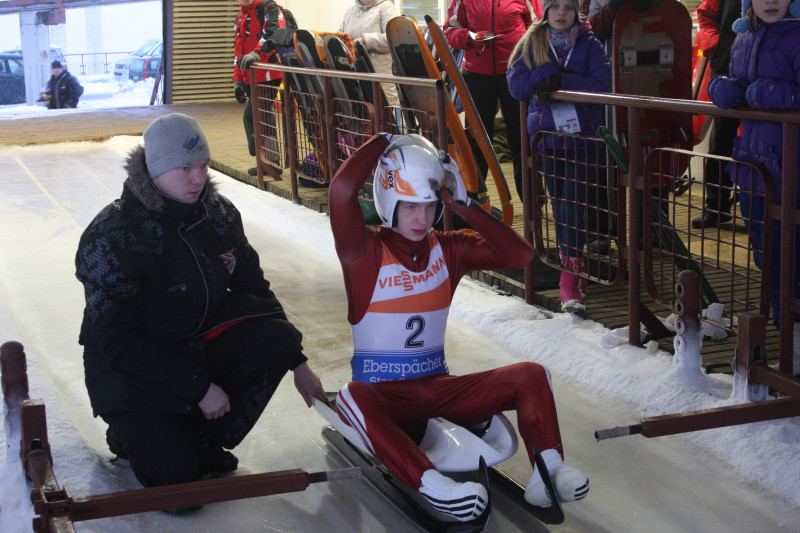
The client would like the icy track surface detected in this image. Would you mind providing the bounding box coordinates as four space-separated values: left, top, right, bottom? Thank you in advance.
0 137 798 532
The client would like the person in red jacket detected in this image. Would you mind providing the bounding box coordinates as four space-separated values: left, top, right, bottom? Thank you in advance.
444 0 541 199
329 133 589 522
233 0 287 177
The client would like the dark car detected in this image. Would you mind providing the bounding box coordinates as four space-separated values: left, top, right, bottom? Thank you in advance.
1 46 68 69
114 39 162 83
0 53 26 105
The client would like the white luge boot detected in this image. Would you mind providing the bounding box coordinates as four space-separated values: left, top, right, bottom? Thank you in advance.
524 448 589 508
419 469 488 522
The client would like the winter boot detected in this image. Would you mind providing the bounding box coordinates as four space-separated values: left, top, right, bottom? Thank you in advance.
524 448 589 508
419 469 488 522
205 447 239 477
559 252 585 313
105 426 128 460
572 256 589 297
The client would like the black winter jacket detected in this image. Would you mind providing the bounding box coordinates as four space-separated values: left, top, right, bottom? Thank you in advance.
47 71 82 109
76 146 303 416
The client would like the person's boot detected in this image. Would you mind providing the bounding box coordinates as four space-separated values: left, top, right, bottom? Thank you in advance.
524 448 590 508
559 252 585 312
205 447 239 477
248 164 283 177
106 426 128 460
571 256 589 297
419 469 488 522
691 211 733 229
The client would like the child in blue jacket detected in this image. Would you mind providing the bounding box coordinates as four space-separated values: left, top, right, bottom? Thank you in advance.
708 0 800 373
507 0 610 313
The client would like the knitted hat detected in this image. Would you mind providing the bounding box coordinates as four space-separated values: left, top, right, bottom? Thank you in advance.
541 0 581 20
144 114 211 178
51 60 62 69
733 0 800 33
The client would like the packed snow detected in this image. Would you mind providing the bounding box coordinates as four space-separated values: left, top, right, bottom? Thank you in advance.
1 74 155 115
0 136 798 532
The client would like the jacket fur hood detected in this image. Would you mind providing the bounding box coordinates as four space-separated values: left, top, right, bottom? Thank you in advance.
122 144 218 213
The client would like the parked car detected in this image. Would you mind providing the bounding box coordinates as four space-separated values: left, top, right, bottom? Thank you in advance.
114 39 162 83
0 53 25 105
1 46 68 69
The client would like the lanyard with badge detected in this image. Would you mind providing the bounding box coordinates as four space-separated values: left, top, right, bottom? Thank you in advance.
548 41 580 134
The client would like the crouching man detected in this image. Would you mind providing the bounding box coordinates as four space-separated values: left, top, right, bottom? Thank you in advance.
75 113 327 512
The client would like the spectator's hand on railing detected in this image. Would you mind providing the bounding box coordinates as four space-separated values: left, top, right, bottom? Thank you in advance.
535 73 562 106
708 75 747 109
744 77 792 110
238 50 261 71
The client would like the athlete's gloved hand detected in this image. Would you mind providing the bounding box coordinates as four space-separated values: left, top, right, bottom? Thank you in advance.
238 50 261 71
234 80 247 104
378 132 397 147
438 151 470 206
708 75 748 109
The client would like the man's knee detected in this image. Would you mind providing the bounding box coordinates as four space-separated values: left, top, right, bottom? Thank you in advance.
509 362 552 390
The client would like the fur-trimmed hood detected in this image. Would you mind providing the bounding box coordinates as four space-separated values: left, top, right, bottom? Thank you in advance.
122 144 218 213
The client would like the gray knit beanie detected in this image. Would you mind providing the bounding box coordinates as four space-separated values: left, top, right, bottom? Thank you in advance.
541 0 581 19
144 113 211 178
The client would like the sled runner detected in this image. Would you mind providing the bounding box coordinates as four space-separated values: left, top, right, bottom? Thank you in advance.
313 396 565 531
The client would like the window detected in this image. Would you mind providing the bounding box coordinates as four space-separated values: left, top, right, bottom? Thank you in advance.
398 0 445 24
8 58 23 75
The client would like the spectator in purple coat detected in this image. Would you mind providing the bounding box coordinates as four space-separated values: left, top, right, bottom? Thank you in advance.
507 0 610 313
707 0 800 373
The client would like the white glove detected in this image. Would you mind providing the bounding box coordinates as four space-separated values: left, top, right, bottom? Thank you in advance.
439 151 470 205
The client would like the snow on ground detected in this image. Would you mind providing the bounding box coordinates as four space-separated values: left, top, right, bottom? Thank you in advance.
0 136 799 532
1 74 155 115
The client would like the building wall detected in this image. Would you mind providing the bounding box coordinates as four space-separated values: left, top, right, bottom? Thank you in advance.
170 0 356 103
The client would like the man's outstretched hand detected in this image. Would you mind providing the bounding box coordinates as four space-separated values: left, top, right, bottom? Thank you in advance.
293 362 329 408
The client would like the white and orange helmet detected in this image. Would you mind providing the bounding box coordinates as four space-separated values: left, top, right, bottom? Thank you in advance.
372 134 445 228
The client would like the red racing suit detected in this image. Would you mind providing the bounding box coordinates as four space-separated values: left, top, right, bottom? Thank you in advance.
329 135 565 489
233 0 284 85
444 0 540 75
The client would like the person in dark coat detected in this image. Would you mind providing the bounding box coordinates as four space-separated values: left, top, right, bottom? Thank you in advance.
46 60 82 109
75 113 327 509
692 0 741 229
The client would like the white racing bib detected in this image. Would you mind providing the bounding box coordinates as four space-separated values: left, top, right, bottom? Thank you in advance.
351 237 451 383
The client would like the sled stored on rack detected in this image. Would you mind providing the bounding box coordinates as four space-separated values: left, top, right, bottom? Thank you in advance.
385 16 487 210
612 0 693 184
424 15 514 226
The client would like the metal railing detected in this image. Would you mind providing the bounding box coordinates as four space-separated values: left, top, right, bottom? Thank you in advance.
247 62 800 382
63 52 130 76
523 90 799 379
